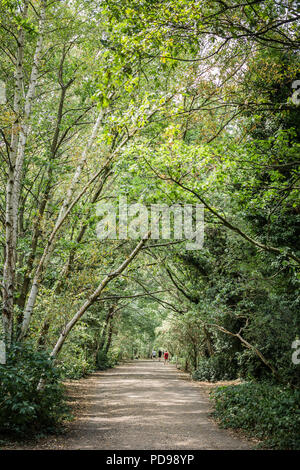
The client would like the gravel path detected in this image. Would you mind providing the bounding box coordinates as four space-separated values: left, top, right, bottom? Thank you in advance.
4 360 252 450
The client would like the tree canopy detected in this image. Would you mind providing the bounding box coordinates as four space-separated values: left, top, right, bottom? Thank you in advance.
0 0 299 448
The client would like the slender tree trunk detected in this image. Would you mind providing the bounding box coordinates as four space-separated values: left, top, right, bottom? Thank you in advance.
19 111 103 339
97 305 115 352
17 73 74 312
104 322 114 354
192 342 198 369
50 233 150 359
36 318 50 348
20 104 157 339
2 0 28 345
55 167 112 286
203 325 214 357
2 0 46 346
209 321 279 378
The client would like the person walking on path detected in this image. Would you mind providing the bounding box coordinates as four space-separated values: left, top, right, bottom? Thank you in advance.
158 350 162 362
152 349 156 360
164 351 169 364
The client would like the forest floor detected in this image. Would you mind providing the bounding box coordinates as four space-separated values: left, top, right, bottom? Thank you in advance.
2 360 253 450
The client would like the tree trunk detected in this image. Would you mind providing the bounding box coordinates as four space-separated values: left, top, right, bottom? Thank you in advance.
203 325 214 357
50 233 150 359
19 111 104 339
2 0 46 346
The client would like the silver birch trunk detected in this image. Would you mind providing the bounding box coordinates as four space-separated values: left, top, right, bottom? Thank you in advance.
20 104 153 339
2 0 47 346
19 111 103 339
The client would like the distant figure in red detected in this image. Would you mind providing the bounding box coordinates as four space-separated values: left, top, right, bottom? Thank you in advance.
164 351 169 364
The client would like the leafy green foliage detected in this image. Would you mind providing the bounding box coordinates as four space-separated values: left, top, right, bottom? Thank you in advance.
212 383 300 449
96 350 118 370
0 0 299 444
192 355 239 382
0 344 69 437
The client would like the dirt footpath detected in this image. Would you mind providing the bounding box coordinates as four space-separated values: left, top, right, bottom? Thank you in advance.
4 360 252 450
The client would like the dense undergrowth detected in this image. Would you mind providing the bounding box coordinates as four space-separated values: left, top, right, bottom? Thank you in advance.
190 354 300 449
211 382 300 450
0 343 123 438
192 355 239 382
0 0 299 450
0 344 69 438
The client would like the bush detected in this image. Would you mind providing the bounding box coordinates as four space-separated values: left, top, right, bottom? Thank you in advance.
192 355 239 382
57 354 95 379
173 357 188 371
212 382 300 449
55 340 96 379
96 350 118 370
0 343 69 437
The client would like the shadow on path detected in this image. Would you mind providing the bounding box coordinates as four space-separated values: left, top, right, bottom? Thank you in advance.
57 360 251 450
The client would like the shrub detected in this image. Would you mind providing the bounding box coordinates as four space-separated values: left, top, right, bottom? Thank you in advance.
173 357 188 371
192 355 239 382
96 350 118 370
0 343 69 437
212 382 300 449
55 340 96 379
57 354 94 379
